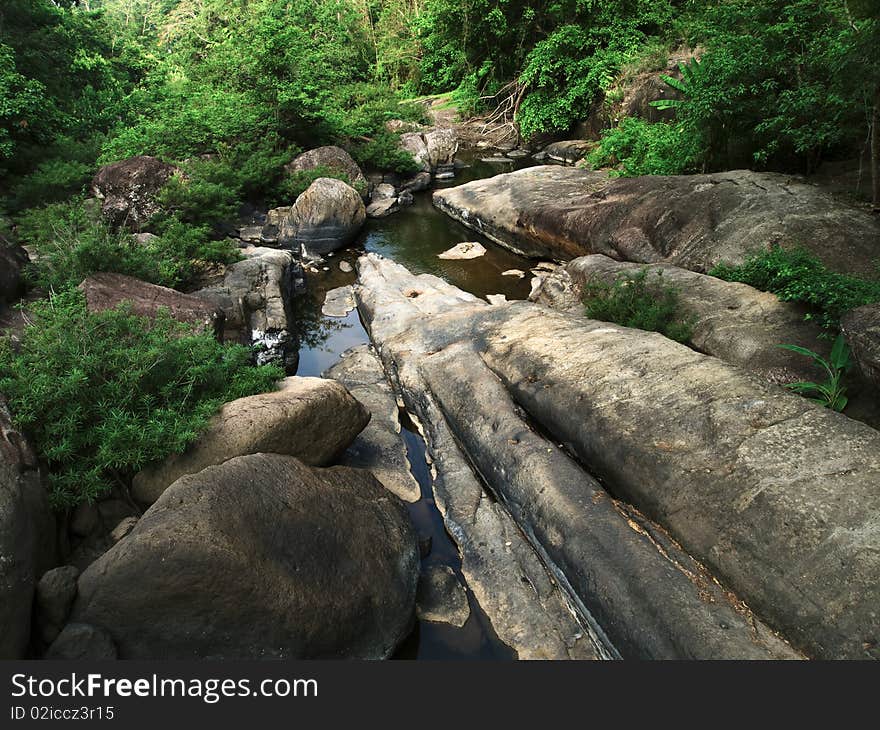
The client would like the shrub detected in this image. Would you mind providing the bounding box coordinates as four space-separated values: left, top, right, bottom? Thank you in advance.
583 268 694 343
0 289 283 508
17 199 240 292
710 246 880 331
779 335 852 412
588 118 703 176
281 165 367 202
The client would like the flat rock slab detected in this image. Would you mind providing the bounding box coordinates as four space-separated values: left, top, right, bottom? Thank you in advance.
544 140 592 164
438 242 486 260
356 255 801 660
325 346 421 503
416 565 470 628
433 167 880 276
533 254 829 384
357 253 880 660
79 272 223 336
843 303 880 389
322 285 357 318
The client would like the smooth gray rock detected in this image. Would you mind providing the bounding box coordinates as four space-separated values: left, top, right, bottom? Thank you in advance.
285 146 367 199
281 178 366 255
533 254 829 384
325 346 420 503
45 623 117 660
366 198 399 218
544 140 592 164
356 255 803 660
73 454 420 659
433 167 880 276
416 565 470 628
132 376 370 505
321 285 357 318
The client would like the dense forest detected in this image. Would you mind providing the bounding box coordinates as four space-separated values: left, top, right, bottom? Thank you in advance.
2 0 879 218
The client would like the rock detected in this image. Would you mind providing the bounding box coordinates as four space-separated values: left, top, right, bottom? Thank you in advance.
132 232 159 247
399 132 430 172
401 172 432 193
326 346 421 503
131 377 369 505
0 399 56 658
69 503 99 538
280 178 366 256
193 247 300 368
437 242 486 260
486 294 507 305
424 128 458 178
366 198 399 218
91 156 178 230
73 454 420 659
533 255 829 384
35 566 79 644
109 517 138 544
544 140 592 164
238 225 264 243
357 254 880 658
285 146 368 199
45 623 117 660
0 239 28 304
501 269 525 278
507 149 530 158
372 183 397 201
354 256 597 660
397 190 414 207
432 166 880 276
416 565 470 628
842 303 880 389
321 285 357 318
386 119 424 134
480 156 516 164
79 273 223 337
339 260 354 273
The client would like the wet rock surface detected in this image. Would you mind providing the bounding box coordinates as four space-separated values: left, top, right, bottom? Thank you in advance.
433 166 880 276
416 565 470 628
73 454 420 659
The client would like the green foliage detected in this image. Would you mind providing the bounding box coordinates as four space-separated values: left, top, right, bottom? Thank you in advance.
0 289 283 507
650 57 706 111
17 199 239 292
779 335 852 411
283 165 366 201
710 246 880 331
588 117 702 176
583 268 694 343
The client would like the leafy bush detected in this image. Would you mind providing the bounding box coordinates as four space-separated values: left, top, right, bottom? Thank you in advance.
17 199 240 292
588 118 703 176
583 268 694 343
0 289 283 507
282 165 367 202
710 247 880 331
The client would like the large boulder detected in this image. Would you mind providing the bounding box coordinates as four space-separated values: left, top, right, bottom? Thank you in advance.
432 166 880 276
79 272 223 337
72 454 420 659
285 146 367 198
0 400 56 658
91 156 178 230
0 238 28 304
543 140 592 165
356 254 801 660
532 254 829 384
424 128 458 178
193 246 302 367
842 303 880 388
357 253 880 659
131 376 370 505
280 178 366 256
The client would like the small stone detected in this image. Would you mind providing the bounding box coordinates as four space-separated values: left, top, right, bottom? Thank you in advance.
502 269 525 278
486 294 507 306
36 566 80 644
70 503 99 538
438 242 487 260
322 285 357 318
339 261 353 273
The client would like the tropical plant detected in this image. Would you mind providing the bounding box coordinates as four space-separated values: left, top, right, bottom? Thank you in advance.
778 335 852 411
649 57 705 111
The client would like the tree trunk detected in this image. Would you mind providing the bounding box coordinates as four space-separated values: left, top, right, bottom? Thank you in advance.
873 83 880 214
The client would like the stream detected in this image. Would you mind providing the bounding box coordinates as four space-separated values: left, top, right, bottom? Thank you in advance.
291 152 539 659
